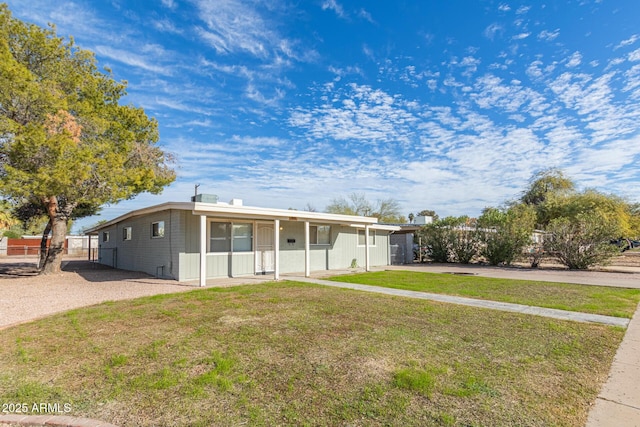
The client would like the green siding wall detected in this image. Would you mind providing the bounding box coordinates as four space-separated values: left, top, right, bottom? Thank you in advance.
97 212 391 282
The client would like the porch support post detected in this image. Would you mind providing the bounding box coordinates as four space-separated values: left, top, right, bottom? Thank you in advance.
199 215 207 287
365 224 371 272
274 219 280 280
304 221 310 277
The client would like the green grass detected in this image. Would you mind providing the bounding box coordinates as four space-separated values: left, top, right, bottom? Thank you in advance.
328 270 640 318
0 281 626 426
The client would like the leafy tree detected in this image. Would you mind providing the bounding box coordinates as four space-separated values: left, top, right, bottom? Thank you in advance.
521 168 575 227
449 217 481 264
521 168 575 206
477 204 536 266
419 216 479 263
420 220 453 263
556 190 633 237
326 193 406 223
0 199 18 238
0 5 175 273
543 212 620 269
630 203 640 239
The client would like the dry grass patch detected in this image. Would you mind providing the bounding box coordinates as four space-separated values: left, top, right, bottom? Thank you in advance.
0 281 624 426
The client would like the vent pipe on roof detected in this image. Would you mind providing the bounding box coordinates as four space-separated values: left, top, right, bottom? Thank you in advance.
229 198 243 206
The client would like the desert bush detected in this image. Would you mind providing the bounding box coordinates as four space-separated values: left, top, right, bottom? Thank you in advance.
543 213 619 269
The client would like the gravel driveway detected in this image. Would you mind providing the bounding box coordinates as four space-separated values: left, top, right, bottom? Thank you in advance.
0 258 201 330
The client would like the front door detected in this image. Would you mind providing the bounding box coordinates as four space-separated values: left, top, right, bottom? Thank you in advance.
256 224 275 274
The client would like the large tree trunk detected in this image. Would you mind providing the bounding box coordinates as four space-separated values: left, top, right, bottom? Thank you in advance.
37 219 52 270
40 196 73 275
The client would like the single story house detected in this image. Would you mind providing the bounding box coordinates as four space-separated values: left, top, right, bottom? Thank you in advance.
85 198 400 286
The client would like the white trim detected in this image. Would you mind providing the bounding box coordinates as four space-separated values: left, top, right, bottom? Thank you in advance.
85 201 385 234
365 224 370 272
192 202 379 225
274 219 280 280
350 223 400 231
304 221 310 278
199 215 206 287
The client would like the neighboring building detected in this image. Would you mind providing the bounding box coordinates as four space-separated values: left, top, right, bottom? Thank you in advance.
85 198 400 285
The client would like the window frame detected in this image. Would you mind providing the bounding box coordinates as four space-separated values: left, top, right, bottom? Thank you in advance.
357 229 376 246
122 226 132 241
208 221 254 253
232 223 253 252
310 225 331 246
151 221 165 239
102 231 110 243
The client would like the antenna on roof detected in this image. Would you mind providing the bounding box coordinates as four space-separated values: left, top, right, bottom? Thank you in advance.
194 184 200 199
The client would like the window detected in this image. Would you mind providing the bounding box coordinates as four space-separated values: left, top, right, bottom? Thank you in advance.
210 222 230 252
151 221 165 238
123 227 132 241
310 225 331 245
358 229 376 246
209 222 253 253
232 223 253 252
102 231 110 243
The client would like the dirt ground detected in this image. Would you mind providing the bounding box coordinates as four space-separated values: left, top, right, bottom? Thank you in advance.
607 250 640 267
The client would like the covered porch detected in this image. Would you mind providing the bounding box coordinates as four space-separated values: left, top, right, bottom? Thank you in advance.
192 204 399 286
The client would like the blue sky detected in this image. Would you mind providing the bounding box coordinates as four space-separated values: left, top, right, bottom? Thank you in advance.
6 0 640 230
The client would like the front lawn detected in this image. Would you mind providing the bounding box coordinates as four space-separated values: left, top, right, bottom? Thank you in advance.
0 281 623 426
329 270 640 318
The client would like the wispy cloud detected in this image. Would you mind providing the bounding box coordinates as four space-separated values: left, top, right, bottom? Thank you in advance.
358 8 375 24
94 46 175 75
321 0 347 19
152 18 183 34
538 29 559 41
512 32 530 40
565 52 583 67
616 34 639 49
193 0 285 58
288 83 419 146
484 23 503 40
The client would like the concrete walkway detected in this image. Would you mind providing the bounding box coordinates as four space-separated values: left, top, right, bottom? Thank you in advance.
586 301 640 427
0 414 117 427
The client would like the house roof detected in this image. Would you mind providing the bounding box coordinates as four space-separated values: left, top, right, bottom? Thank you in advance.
84 201 401 234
